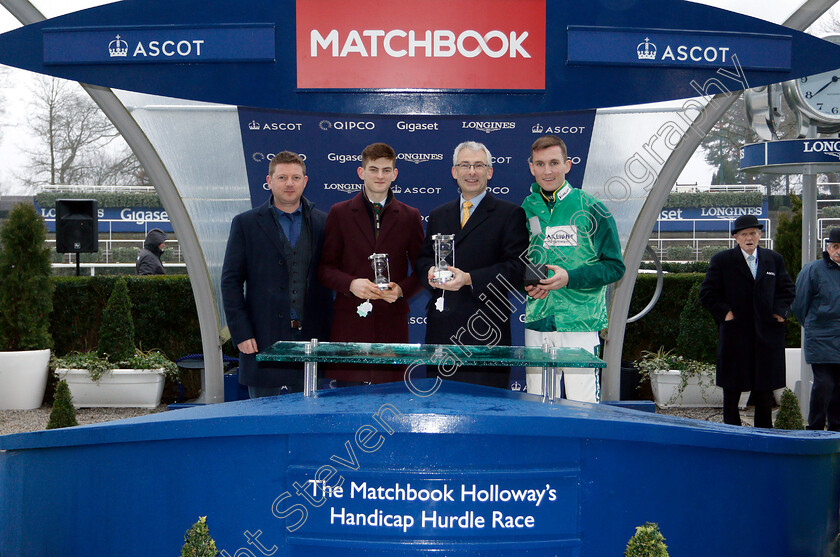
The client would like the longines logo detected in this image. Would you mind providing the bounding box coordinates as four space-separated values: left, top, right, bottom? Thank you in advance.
324 183 363 193
803 140 840 159
319 120 376 131
248 120 303 131
461 121 515 134
531 124 587 134
397 153 444 164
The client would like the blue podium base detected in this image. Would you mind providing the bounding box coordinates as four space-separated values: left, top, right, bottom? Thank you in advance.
1 380 838 556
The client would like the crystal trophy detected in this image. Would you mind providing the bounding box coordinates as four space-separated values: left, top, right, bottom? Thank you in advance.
369 253 391 290
431 234 455 284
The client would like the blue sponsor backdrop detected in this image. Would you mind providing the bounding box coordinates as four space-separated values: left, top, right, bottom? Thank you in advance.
237 109 596 388
656 200 769 232
34 203 174 234
5 0 840 113
741 139 840 174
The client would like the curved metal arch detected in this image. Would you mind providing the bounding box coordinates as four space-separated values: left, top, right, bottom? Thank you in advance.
1 0 225 403
600 0 838 400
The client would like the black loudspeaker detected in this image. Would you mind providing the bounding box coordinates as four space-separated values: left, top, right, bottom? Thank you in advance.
56 199 98 253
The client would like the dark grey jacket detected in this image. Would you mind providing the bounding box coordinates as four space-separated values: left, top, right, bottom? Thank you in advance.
792 252 840 364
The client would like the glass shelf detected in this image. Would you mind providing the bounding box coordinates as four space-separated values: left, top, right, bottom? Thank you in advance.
257 341 605 368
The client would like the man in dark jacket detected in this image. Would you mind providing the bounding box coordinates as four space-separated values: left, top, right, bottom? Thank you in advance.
136 228 167 275
792 227 840 430
700 214 795 427
416 141 528 389
318 142 424 384
221 151 332 398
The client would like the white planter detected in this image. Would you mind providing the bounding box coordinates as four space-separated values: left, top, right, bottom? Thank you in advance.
0 349 51 410
651 370 748 409
56 368 165 408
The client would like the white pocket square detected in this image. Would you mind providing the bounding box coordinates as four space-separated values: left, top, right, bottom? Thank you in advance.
767 272 775 276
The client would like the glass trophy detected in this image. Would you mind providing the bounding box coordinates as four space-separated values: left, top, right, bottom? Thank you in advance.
431 234 455 283
369 253 391 290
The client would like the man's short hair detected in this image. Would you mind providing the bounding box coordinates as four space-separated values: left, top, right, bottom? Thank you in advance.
361 143 397 167
268 151 306 176
530 135 568 161
452 141 493 167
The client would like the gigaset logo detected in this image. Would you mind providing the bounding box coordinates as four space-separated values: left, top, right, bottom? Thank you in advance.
311 29 531 59
319 120 376 131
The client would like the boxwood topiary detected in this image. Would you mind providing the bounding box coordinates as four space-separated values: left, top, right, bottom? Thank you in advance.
97 276 135 363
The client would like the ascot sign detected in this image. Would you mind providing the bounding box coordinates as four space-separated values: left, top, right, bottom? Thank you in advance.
296 0 546 90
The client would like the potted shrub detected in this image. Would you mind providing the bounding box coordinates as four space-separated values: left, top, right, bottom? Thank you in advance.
637 347 720 408
53 277 177 408
0 203 54 410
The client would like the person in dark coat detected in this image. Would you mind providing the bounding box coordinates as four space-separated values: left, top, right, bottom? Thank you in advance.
318 143 425 384
700 214 795 427
792 227 840 430
136 228 167 275
416 140 529 389
221 151 332 398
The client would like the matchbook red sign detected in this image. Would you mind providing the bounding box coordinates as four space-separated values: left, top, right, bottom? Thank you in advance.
296 0 546 90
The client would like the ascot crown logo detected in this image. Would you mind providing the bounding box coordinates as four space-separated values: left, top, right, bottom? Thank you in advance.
637 37 656 60
248 120 260 130
108 35 129 57
531 124 544 134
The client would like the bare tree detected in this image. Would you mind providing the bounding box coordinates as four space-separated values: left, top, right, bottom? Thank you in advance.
23 76 147 187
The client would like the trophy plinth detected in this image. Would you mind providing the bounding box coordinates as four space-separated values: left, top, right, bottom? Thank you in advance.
369 253 391 290
431 234 455 284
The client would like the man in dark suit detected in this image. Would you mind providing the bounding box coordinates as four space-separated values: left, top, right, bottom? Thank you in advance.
221 151 332 398
318 142 424 383
416 140 529 389
700 214 795 427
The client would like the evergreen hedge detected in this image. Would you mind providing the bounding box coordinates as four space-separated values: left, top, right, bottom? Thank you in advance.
50 275 203 360
47 273 799 365
35 191 162 209
663 191 762 208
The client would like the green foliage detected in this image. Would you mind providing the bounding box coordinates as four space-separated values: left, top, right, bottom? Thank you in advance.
665 245 692 261
181 516 217 557
35 191 162 209
625 522 668 557
46 379 78 429
775 195 803 279
624 273 703 363
664 191 763 208
0 203 54 351
636 347 716 404
774 388 805 430
52 352 114 382
700 245 724 261
822 205 840 218
98 277 135 362
50 276 202 359
677 282 717 364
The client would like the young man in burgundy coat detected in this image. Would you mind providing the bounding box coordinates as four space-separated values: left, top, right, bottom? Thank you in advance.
318 143 425 383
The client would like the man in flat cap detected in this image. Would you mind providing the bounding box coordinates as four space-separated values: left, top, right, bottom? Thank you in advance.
700 214 795 427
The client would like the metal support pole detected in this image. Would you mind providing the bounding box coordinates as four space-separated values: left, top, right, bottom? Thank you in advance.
303 339 319 397
798 126 819 419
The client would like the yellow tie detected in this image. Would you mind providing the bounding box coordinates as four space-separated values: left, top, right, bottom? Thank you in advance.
461 200 472 228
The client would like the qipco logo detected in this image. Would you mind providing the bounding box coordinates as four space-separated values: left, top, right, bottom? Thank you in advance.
319 120 376 131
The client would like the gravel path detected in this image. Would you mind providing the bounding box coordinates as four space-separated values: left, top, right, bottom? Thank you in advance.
0 405 166 436
0 403 761 436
